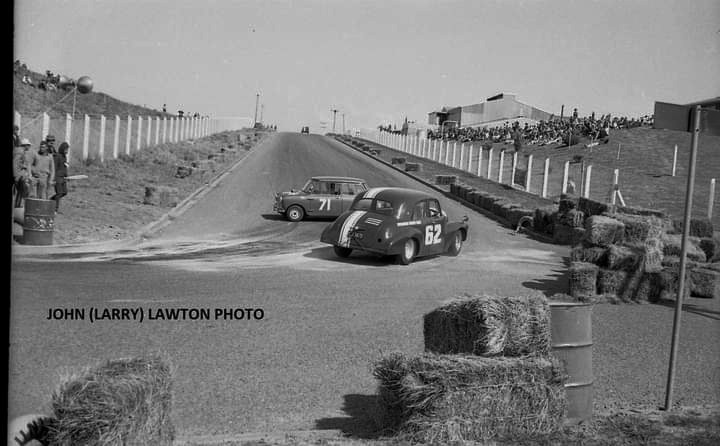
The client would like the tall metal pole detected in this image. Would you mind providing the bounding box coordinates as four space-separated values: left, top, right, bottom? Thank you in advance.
664 105 702 410
260 104 264 124
332 109 338 133
342 113 345 134
253 93 260 126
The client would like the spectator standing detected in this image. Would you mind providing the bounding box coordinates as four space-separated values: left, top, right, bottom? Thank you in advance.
31 141 54 199
45 134 56 154
162 104 167 113
13 138 32 207
52 142 69 212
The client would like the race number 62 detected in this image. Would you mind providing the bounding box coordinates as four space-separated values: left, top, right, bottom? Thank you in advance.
425 224 442 245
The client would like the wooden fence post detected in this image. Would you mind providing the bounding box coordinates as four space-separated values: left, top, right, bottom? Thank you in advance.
511 151 518 185
709 178 716 220
583 165 592 198
459 143 465 169
672 144 678 177
112 115 120 159
155 116 160 145
451 142 457 167
162 117 167 143
98 115 106 163
487 148 493 178
498 150 505 183
611 169 620 205
82 114 90 161
136 116 143 151
562 161 570 194
542 158 550 198
125 115 132 155
42 112 50 140
64 113 72 146
525 154 533 191
146 116 152 146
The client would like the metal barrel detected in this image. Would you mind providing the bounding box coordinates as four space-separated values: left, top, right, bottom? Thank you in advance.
23 198 55 245
549 302 593 425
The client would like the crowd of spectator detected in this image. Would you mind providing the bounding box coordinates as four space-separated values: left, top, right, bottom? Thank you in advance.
13 126 69 211
379 110 654 150
15 60 75 92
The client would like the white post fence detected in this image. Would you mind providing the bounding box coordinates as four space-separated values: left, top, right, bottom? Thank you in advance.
136 116 143 151
113 115 120 159
125 115 132 155
498 150 505 183
65 114 72 147
709 179 716 220
562 161 570 194
542 158 550 198
155 116 160 145
82 114 90 161
98 115 106 162
583 165 593 199
672 144 678 177
525 154 533 191
146 116 152 147
459 143 465 169
42 112 50 140
511 151 518 185
487 148 493 178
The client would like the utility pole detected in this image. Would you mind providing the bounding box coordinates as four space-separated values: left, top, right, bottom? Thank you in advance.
331 109 338 133
342 113 345 134
253 93 260 126
260 104 264 124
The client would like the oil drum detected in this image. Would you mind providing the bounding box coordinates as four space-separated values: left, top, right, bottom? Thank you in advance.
549 302 593 424
23 198 55 245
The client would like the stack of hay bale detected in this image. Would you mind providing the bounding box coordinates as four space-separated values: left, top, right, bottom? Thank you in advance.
33 356 174 445
552 197 586 245
373 295 566 444
405 162 422 172
567 196 719 302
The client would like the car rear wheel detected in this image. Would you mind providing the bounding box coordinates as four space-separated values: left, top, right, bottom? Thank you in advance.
333 246 352 258
397 238 417 265
286 205 304 222
447 231 463 256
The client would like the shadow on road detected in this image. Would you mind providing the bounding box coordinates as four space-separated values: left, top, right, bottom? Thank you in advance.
260 213 288 221
303 246 396 268
521 267 570 297
315 394 384 439
654 299 720 321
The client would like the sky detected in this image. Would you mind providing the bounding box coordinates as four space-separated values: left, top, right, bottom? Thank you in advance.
14 0 720 132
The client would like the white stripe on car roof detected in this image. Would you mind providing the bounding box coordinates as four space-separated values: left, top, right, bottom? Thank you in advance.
363 187 389 199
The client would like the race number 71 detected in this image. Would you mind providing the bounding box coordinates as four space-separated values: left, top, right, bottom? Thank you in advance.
425 224 442 245
319 198 331 211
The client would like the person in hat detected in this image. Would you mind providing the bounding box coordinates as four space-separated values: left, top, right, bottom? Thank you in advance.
31 141 54 199
52 142 70 212
13 138 33 207
45 134 56 154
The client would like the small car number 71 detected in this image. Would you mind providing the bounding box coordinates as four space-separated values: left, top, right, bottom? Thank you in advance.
425 224 442 245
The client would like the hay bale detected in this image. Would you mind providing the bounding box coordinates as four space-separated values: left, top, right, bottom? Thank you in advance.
659 266 691 301
578 197 611 217
373 353 566 443
174 165 193 178
605 213 665 245
143 186 179 207
534 206 557 235
672 218 715 238
391 157 406 165
435 175 457 185
570 245 607 265
558 197 577 213
597 268 628 296
699 237 719 262
423 295 550 357
662 234 707 262
404 162 422 172
553 224 585 246
615 204 666 218
689 267 720 299
48 356 174 446
605 245 643 271
635 272 664 303
557 209 585 228
661 255 700 270
569 262 599 301
584 215 625 247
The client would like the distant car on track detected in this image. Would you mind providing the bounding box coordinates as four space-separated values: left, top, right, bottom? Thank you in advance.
301 126 310 134
320 187 469 264
273 176 369 222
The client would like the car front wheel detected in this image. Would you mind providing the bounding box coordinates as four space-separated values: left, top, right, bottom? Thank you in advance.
447 231 463 256
333 246 352 258
397 238 417 265
286 205 305 222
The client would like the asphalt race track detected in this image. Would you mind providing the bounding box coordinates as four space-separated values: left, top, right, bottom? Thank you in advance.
9 133 720 439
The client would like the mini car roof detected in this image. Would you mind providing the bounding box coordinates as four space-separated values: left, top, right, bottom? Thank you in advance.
360 187 435 203
311 176 366 183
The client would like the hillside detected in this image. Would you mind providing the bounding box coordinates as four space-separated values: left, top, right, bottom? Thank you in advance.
13 65 170 119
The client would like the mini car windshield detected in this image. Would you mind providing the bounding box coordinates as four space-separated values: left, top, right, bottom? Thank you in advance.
301 179 316 193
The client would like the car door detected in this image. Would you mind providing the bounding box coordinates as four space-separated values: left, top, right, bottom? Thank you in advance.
307 181 342 217
338 183 361 213
422 199 446 256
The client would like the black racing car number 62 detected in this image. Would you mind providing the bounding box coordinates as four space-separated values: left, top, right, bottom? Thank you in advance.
425 224 442 245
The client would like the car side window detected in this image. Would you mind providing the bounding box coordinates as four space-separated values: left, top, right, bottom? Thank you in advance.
428 199 441 218
340 183 356 195
412 201 426 221
313 181 329 194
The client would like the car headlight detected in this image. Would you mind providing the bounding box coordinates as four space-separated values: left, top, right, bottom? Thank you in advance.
383 226 393 239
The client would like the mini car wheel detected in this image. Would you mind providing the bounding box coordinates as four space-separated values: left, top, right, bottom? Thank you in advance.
286 205 305 222
397 238 417 265
333 246 352 258
448 231 463 256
